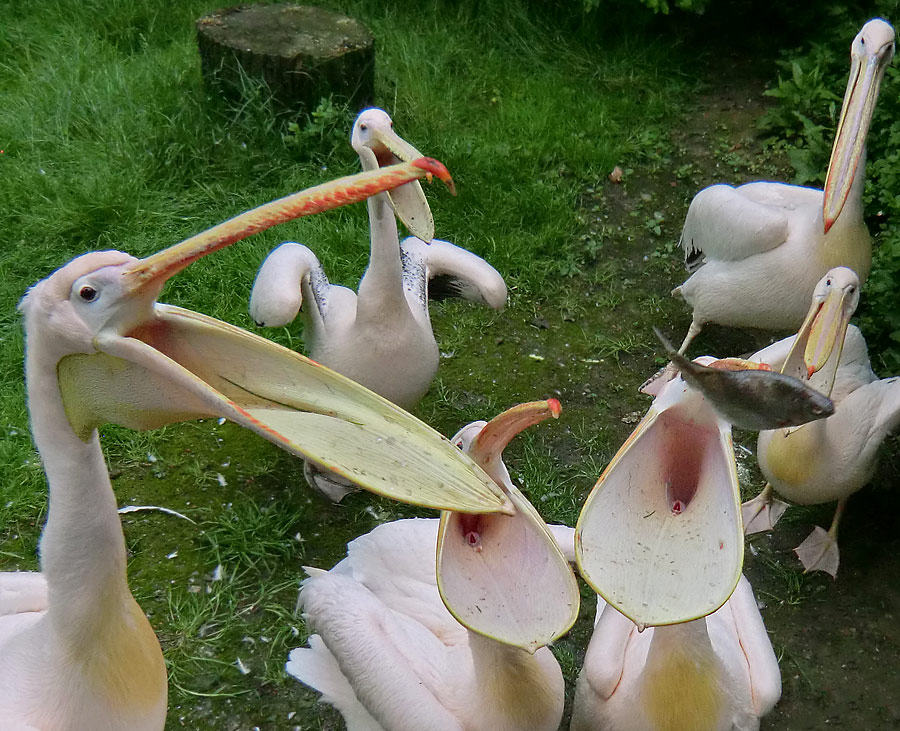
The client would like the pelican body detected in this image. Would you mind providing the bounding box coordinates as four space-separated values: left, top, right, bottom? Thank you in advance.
250 108 507 409
287 402 579 731
674 19 894 353
744 270 900 575
571 576 781 731
0 159 514 730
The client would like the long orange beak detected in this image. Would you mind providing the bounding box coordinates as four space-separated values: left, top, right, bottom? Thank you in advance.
122 158 453 295
823 21 894 234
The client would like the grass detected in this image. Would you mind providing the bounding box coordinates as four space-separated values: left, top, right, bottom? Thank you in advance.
3 1 899 729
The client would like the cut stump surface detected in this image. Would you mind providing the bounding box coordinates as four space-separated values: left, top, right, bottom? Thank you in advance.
197 4 375 111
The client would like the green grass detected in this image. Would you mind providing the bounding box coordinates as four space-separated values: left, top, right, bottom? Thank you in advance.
5 1 898 729
0 2 693 727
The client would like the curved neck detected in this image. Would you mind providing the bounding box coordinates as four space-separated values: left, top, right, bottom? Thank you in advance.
641 621 725 731
25 335 131 642
468 632 560 726
357 193 412 320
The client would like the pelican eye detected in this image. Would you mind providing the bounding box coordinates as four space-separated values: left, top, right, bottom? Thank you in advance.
826 278 832 286
359 123 367 131
79 286 98 302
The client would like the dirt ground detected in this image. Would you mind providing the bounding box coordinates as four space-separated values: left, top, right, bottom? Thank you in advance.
578 58 900 730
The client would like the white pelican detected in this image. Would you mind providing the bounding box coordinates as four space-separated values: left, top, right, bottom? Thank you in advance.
673 19 894 354
0 160 517 730
287 401 579 731
576 358 744 627
742 269 899 576
249 108 507 409
570 575 782 731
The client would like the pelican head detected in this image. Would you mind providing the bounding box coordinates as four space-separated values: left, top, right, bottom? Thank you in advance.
351 108 453 241
823 18 895 233
435 400 580 653
781 266 860 389
23 160 515 516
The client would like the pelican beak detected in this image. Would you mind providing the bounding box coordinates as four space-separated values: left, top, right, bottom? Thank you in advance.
575 373 743 627
121 158 453 298
358 126 453 241
781 275 856 389
56 160 513 516
435 400 580 652
823 24 894 234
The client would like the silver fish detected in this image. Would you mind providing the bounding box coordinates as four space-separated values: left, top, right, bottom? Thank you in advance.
653 328 835 431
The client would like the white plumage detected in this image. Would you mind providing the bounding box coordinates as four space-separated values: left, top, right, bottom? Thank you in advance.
250 108 507 410
288 402 578 731
746 324 900 576
288 519 566 731
571 576 781 731
674 19 894 353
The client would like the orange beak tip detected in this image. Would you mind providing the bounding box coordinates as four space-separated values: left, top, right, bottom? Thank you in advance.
413 156 457 196
823 216 835 235
807 364 816 379
547 398 562 418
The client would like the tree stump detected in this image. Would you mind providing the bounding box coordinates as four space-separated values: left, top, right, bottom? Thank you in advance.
197 4 375 112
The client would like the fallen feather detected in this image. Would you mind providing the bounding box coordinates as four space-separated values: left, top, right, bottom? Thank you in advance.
117 505 196 524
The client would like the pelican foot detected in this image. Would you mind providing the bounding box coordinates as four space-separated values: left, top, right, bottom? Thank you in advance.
794 526 840 578
741 493 789 535
303 461 359 503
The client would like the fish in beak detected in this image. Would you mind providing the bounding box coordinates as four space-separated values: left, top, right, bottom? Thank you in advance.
576 371 743 627
780 267 860 392
435 400 580 652
352 108 447 241
654 328 834 431
823 18 894 234
53 159 514 516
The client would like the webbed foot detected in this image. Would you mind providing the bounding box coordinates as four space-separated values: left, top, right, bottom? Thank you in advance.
741 484 789 534
794 526 840 578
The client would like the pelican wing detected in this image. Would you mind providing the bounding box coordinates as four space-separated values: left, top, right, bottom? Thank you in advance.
401 238 507 309
248 242 330 328
723 576 782 716
57 305 513 515
680 184 790 268
580 599 639 701
343 519 468 645
0 573 48 615
295 571 465 731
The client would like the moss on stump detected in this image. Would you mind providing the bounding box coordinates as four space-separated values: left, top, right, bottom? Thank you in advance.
197 4 374 112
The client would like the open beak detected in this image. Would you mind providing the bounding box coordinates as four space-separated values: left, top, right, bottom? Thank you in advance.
575 374 743 627
435 400 580 652
357 127 449 241
823 34 893 233
781 276 856 391
56 160 515 516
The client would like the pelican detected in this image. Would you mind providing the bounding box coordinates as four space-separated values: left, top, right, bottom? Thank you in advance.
570 575 782 731
673 19 894 354
0 160 517 730
742 268 899 576
286 401 579 731
249 108 507 409
576 357 744 627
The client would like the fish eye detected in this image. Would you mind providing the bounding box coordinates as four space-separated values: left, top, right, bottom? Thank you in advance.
79 286 98 302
